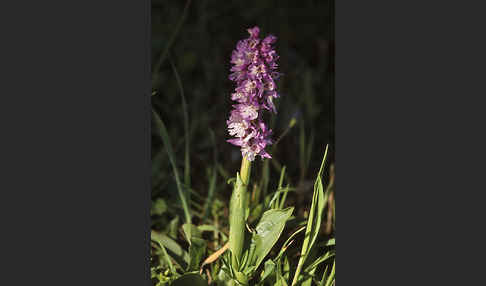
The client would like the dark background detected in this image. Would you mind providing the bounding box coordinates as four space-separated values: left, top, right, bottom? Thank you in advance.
151 0 334 217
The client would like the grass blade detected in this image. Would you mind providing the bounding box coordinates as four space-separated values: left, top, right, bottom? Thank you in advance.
275 166 286 208
169 57 191 190
324 260 335 286
159 243 176 274
202 129 218 222
304 251 335 273
152 108 191 224
151 230 190 269
275 226 306 262
202 169 216 221
291 145 329 286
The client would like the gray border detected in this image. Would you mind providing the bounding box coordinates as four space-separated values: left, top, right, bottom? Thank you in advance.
1 0 151 284
337 0 485 284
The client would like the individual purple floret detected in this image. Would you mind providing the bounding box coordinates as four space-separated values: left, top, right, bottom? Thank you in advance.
226 26 281 161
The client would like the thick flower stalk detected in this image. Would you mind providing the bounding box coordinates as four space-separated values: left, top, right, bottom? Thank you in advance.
227 26 281 276
227 26 281 161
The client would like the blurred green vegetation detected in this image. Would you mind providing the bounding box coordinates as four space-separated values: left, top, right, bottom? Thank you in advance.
152 0 333 209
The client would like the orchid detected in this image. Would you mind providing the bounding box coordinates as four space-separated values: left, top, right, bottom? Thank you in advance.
226 26 281 161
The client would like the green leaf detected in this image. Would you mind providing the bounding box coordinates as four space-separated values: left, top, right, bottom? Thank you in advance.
234 271 249 285
326 238 335 247
268 187 294 210
283 256 290 281
291 145 329 286
167 216 180 239
152 198 168 216
304 251 335 273
151 230 189 269
275 273 289 286
322 260 335 286
187 237 207 272
182 223 201 244
275 226 306 262
159 243 176 275
259 260 276 284
170 273 206 286
251 207 294 270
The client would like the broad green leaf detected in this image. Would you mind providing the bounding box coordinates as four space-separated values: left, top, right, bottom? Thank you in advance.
170 273 206 286
251 207 294 270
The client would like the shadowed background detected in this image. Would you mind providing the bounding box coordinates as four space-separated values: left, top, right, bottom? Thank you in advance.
152 0 333 228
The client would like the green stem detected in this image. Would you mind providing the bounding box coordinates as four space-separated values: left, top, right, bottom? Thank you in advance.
229 156 251 270
240 156 251 185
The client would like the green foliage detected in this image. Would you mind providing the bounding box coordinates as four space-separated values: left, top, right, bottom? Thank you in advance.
151 230 189 270
251 207 294 270
152 108 191 224
291 146 330 286
188 237 207 272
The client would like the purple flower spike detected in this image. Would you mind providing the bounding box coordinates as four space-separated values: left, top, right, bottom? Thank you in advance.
226 26 281 161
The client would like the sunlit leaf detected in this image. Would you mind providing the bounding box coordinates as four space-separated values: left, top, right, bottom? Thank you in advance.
251 207 294 270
